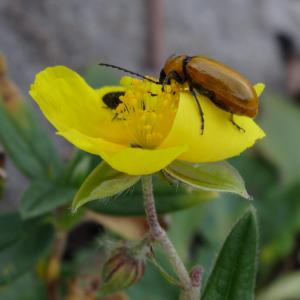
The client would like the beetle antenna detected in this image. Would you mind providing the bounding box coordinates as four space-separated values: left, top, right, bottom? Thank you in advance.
99 63 159 84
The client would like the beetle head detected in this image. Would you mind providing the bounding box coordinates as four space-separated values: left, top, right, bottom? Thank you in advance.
159 55 186 84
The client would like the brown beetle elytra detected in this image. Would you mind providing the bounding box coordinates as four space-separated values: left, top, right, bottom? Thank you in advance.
159 55 259 133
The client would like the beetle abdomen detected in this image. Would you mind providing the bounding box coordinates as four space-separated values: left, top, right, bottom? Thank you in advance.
187 56 258 117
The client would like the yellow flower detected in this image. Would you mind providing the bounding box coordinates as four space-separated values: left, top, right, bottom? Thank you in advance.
29 66 265 175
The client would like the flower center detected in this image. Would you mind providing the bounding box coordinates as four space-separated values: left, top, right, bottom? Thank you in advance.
115 77 180 149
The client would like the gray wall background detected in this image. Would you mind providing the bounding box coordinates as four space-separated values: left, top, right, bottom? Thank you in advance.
1 0 300 210
3 0 300 90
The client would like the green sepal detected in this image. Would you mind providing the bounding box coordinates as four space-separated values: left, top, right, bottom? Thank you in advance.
149 256 181 287
164 160 250 199
202 208 258 300
72 161 140 212
88 174 215 216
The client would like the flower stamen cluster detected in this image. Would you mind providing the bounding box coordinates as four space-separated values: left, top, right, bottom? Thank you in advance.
115 77 181 149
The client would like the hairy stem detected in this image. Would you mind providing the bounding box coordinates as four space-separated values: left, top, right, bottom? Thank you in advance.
142 176 201 300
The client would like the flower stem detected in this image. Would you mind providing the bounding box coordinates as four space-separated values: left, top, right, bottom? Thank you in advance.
142 175 201 300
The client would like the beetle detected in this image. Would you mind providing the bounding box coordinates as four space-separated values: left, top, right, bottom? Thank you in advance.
159 55 258 133
99 55 258 133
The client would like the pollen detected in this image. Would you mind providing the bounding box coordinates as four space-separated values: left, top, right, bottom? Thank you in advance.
115 76 180 149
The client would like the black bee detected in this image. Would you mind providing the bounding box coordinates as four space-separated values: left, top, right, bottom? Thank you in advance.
102 91 125 109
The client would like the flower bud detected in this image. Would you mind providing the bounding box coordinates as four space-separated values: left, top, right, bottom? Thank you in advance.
99 244 147 296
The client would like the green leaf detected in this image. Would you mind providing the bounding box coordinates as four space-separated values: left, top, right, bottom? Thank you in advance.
202 208 258 300
193 195 250 286
149 256 181 287
0 213 23 249
164 160 250 199
258 94 300 185
63 150 100 186
19 180 76 219
0 273 47 300
230 154 278 198
72 161 141 212
0 215 55 284
88 174 215 216
257 272 300 300
16 102 62 176
0 101 62 179
257 183 300 264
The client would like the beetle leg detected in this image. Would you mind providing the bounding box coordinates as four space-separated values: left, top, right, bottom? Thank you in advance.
230 114 245 133
162 73 172 91
190 87 205 135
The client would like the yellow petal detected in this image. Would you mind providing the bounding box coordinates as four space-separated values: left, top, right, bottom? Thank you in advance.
29 66 129 145
104 144 188 175
254 83 265 97
57 129 124 156
161 88 265 162
59 129 187 175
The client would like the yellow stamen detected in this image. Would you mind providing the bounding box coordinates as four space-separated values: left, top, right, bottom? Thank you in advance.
115 77 180 149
